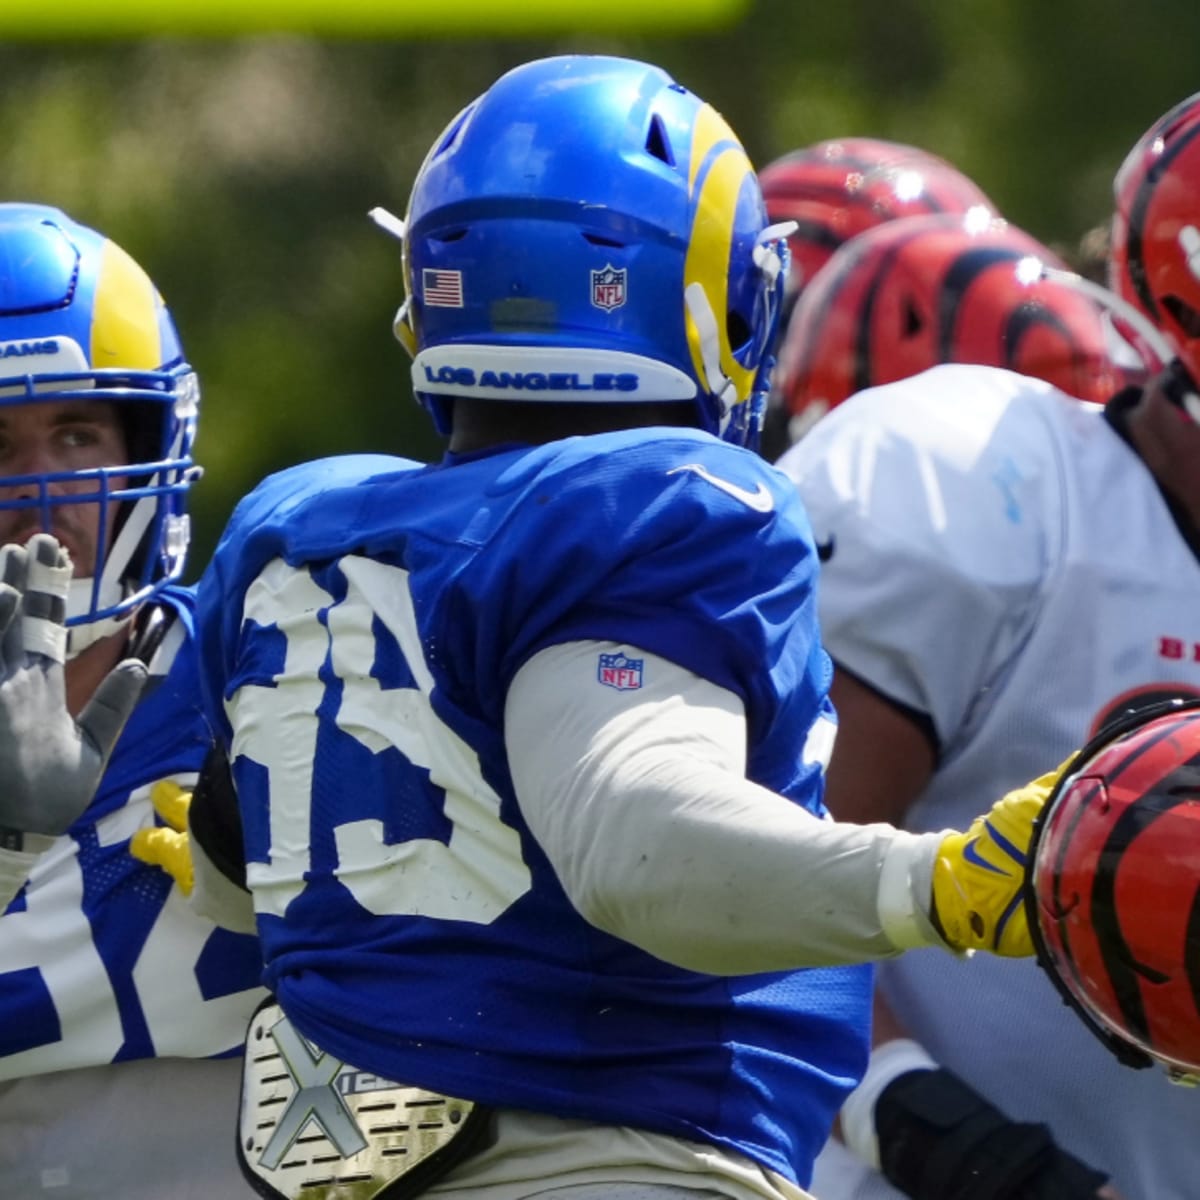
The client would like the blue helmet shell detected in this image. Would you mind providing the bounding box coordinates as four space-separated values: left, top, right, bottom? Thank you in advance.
0 203 199 630
394 56 788 448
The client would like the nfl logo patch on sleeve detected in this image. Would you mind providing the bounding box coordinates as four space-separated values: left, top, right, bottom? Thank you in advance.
597 651 644 691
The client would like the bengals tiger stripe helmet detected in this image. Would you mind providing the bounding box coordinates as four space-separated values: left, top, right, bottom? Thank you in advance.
777 213 1136 439
1026 698 1200 1084
758 137 998 312
1109 92 1200 388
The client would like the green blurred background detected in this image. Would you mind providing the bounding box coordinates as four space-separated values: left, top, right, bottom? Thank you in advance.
2 0 1196 571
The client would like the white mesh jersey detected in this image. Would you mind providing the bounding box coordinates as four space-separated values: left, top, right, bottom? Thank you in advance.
0 597 266 1198
778 363 1200 1200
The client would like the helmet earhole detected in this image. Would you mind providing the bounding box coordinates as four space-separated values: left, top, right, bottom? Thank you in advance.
727 310 753 354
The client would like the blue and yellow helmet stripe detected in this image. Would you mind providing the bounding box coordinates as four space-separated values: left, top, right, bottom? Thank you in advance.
89 237 168 372
683 105 760 408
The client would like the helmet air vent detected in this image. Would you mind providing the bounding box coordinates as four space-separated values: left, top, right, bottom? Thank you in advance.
583 232 626 248
645 114 675 167
433 107 473 159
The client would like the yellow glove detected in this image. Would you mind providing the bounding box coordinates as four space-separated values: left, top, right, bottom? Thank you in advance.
129 780 194 896
931 760 1071 956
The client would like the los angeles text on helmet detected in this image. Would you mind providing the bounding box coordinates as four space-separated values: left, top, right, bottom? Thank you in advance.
422 364 640 393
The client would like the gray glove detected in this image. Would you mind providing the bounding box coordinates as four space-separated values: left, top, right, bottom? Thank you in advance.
0 534 148 838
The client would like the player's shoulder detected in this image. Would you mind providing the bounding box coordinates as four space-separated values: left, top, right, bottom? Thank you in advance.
218 454 422 549
528 427 801 526
779 363 1087 482
455 430 817 627
236 454 419 522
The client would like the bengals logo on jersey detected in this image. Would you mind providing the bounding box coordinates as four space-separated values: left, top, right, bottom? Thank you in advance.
1026 699 1200 1084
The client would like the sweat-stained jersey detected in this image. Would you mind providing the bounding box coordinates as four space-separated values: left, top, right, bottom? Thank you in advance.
195 433 873 1190
0 587 266 1197
778 364 1200 1200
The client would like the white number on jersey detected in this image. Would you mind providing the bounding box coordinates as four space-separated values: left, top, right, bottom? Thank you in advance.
228 556 532 923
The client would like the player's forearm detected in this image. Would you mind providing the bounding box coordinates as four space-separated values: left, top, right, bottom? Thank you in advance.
506 641 944 975
541 750 942 973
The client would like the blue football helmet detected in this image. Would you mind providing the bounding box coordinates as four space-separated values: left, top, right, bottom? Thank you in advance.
377 55 790 449
0 204 199 649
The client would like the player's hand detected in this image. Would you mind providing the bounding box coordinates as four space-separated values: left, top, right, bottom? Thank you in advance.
0 534 148 838
930 760 1072 956
130 781 195 895
873 1062 1122 1198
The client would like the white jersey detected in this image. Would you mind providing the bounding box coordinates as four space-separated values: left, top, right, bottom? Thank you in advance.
0 598 266 1198
778 364 1200 1200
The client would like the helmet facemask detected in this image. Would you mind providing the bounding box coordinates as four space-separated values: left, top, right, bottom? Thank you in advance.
0 205 200 657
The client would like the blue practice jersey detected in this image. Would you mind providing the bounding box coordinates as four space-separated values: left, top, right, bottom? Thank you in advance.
0 588 265 1078
197 434 872 1187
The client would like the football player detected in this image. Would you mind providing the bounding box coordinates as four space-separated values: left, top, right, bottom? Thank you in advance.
775 211 1141 440
0 204 265 1197
142 57 1074 1200
757 137 997 457
777 94 1200 1200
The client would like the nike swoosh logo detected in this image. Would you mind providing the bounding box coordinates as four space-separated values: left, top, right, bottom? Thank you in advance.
667 463 774 512
962 837 1008 875
815 535 836 562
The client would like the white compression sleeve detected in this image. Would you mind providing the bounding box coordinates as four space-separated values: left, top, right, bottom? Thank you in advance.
188 827 257 936
505 641 944 976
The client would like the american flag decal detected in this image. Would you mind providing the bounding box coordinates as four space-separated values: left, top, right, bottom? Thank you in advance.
422 269 464 308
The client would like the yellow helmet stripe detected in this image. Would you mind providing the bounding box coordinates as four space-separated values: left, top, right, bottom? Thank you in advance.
684 104 756 404
90 239 163 370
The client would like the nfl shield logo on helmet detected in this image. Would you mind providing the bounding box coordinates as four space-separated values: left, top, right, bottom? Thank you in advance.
597 651 644 691
591 264 627 311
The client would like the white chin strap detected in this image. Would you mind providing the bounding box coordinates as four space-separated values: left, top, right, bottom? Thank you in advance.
63 490 158 660
64 577 132 659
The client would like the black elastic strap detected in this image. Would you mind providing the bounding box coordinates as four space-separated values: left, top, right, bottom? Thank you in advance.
876 1067 1109 1199
188 741 248 890
127 603 176 667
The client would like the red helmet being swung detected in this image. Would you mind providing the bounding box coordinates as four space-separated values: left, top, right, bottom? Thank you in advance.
1026 698 1200 1086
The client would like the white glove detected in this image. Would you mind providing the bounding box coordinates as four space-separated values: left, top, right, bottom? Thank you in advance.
0 534 147 839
